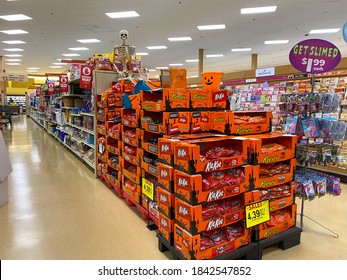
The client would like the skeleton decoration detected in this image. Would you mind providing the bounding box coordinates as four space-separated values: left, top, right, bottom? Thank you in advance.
113 29 146 82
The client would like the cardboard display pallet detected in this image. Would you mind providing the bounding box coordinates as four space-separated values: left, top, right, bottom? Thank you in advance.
157 226 301 260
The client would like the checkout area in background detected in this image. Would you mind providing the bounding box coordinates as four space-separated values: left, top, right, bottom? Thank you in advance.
6 95 26 115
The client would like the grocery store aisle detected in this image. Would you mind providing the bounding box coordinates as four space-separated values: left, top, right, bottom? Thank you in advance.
0 116 346 260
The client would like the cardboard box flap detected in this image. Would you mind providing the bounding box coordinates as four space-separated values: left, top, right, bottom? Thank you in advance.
0 131 12 182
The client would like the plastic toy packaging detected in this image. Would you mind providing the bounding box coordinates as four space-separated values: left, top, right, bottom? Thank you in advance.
284 116 304 135
301 118 320 138
313 177 327 197
223 222 244 242
317 118 332 138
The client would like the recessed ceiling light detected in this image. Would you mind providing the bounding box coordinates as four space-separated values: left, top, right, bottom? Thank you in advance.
136 52 149 56
185 59 199 63
5 59 21 62
169 63 184 66
0 14 32 21
197 24 226 30
68 47 89 51
241 6 277 14
2 40 26 44
4 54 22 57
49 66 63 68
0 29 28 34
62 53 80 57
168 37 192 41
264 40 289 44
6 63 21 65
156 66 169 70
206 54 224 58
4 48 24 51
105 11 140 18
147 46 167 50
53 62 68 65
309 28 341 34
231 48 252 52
27 67 40 70
77 39 100 43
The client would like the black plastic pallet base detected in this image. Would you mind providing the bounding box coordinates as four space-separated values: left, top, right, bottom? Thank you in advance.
157 226 302 260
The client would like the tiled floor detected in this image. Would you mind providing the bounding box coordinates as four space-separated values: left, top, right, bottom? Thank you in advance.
0 116 346 260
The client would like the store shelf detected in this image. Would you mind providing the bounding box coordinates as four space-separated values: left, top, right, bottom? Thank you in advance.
65 122 95 135
70 113 81 116
80 112 94 117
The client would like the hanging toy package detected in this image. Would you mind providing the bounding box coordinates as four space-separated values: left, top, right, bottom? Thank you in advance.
301 118 320 138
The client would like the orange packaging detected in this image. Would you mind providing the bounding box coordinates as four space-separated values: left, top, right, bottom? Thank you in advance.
252 184 296 213
174 223 251 260
106 153 120 171
229 111 272 135
121 108 141 127
174 165 252 205
253 159 296 189
97 108 108 122
259 204 297 239
122 175 141 204
157 187 175 219
121 125 141 147
96 125 106 136
190 111 211 133
175 192 252 235
97 151 107 164
158 163 174 193
163 88 190 110
174 137 249 174
164 111 191 135
210 111 230 134
106 137 121 156
158 213 175 245
122 142 142 166
141 90 165 112
107 122 121 140
210 89 229 110
121 157 142 185
107 171 121 188
140 130 159 155
107 107 121 121
190 89 210 109
244 133 297 165
141 193 149 209
107 92 122 107
169 68 187 89
141 159 159 178
141 111 165 134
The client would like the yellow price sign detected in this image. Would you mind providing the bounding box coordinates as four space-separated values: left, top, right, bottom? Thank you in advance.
142 178 154 201
245 200 271 229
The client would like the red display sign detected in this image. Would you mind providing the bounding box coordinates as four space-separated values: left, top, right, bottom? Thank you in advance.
80 65 93 89
47 82 55 95
59 75 69 93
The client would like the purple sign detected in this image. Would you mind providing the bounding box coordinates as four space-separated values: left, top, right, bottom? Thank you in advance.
289 39 341 74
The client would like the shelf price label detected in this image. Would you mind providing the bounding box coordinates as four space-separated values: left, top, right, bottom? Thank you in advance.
142 178 154 201
245 200 270 229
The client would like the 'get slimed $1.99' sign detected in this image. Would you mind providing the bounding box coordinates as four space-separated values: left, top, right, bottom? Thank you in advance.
289 38 341 74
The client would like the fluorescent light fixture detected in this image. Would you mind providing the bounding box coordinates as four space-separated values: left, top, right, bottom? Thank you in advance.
168 37 192 41
147 46 167 50
4 54 22 57
2 40 26 44
68 47 89 51
77 39 100 43
5 59 21 62
169 63 184 66
26 69 38 72
148 69 157 72
185 59 199 63
231 48 252 52
206 54 224 58
105 11 140 18
27 67 40 70
156 66 169 70
0 29 28 34
6 63 21 65
62 53 80 57
241 6 277 14
4 48 24 52
49 66 63 68
190 75 199 78
309 28 340 34
136 52 149 56
53 62 68 65
197 24 226 30
264 40 289 44
0 14 32 21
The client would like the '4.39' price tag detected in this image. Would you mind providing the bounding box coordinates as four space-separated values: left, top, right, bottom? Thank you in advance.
244 200 270 229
